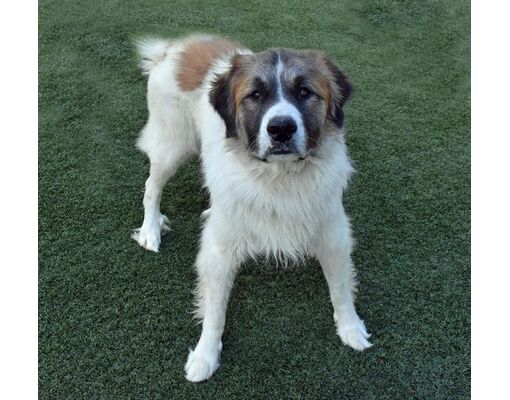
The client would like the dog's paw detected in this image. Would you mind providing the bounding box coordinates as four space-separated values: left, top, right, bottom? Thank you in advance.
185 344 221 382
335 313 372 351
131 215 170 252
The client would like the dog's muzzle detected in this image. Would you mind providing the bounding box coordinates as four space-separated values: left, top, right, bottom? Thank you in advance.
266 116 300 156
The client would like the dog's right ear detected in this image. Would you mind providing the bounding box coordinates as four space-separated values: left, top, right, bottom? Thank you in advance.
209 59 239 138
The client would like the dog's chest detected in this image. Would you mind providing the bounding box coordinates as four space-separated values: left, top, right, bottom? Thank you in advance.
239 197 324 257
211 169 339 259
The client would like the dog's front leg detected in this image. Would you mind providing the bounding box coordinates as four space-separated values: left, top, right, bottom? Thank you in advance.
185 221 240 382
316 207 372 351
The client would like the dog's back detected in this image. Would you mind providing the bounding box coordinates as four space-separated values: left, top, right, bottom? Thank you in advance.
134 35 245 159
136 35 243 90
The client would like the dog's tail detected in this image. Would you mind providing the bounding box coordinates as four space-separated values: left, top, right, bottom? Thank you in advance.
135 38 171 76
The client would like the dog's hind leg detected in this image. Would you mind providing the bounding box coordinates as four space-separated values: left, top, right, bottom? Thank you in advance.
132 118 196 252
131 159 175 252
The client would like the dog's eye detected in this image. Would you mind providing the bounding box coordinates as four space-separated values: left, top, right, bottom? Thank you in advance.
249 90 262 100
299 87 311 98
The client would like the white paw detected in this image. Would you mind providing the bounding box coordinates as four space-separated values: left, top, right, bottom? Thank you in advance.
335 313 372 351
185 344 221 382
131 215 170 252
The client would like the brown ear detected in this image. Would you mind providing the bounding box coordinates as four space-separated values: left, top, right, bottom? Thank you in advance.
209 59 238 138
323 57 352 129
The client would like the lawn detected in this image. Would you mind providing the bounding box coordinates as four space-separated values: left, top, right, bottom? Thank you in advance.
39 0 470 399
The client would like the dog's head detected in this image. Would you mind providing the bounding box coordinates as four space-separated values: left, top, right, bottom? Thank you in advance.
210 49 351 162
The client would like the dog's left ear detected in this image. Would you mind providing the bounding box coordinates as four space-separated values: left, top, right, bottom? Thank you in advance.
324 57 352 129
209 57 239 138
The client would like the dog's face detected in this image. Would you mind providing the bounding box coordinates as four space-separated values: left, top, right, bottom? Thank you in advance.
210 49 352 162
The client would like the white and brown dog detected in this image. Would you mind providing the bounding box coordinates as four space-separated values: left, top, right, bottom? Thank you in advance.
132 34 372 382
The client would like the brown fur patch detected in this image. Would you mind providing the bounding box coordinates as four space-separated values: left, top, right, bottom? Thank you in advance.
232 71 253 109
229 52 277 108
177 37 242 92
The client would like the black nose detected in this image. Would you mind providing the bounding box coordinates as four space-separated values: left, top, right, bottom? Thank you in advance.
267 116 297 142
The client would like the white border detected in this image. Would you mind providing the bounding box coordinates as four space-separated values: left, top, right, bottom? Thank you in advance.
1 0 508 398
0 1 38 399
472 1 510 398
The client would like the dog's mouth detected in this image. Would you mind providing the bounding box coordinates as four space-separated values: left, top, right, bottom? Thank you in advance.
252 140 308 162
270 148 294 155
267 141 295 155
256 150 307 163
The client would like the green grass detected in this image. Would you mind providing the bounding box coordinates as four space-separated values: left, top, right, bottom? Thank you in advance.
39 0 470 398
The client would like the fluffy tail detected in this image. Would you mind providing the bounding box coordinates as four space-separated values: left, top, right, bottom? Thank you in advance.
135 38 171 76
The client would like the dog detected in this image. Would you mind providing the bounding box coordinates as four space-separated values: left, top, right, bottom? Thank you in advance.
131 34 372 382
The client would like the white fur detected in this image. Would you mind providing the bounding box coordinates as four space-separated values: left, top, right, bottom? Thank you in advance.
132 36 372 382
135 38 171 76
